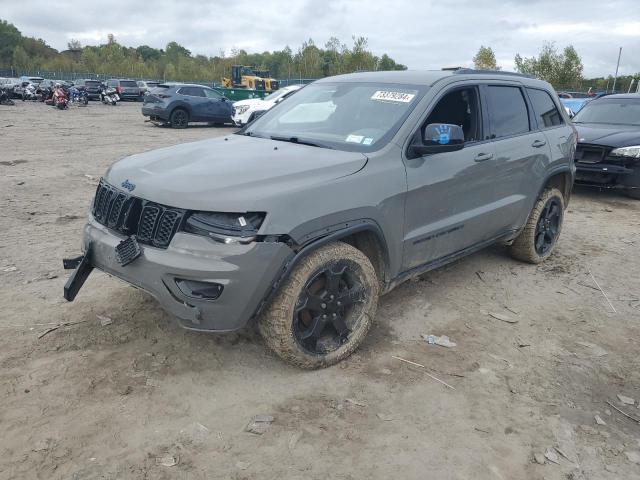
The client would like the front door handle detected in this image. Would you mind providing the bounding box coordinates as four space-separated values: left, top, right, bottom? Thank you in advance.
474 152 494 162
532 139 547 148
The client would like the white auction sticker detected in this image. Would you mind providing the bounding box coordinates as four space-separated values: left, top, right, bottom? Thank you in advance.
346 134 364 143
371 91 415 103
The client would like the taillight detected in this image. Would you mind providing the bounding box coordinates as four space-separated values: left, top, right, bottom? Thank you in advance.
116 86 122 94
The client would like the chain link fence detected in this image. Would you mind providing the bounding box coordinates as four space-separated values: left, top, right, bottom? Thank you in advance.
0 67 319 88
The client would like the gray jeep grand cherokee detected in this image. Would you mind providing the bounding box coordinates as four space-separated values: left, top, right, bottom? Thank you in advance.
64 70 576 368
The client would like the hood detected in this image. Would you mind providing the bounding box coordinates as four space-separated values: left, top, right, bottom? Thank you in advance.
575 123 640 148
233 98 269 108
106 134 368 212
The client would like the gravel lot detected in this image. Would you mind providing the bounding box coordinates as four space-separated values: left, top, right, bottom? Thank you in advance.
1 101 640 480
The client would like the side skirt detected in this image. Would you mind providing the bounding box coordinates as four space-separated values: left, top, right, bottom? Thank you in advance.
384 231 516 293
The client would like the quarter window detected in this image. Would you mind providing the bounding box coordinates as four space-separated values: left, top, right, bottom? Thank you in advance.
527 88 563 128
486 86 530 138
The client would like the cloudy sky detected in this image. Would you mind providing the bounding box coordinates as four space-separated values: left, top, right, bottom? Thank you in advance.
4 0 640 77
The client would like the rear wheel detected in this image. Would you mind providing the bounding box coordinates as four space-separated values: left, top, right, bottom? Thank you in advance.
509 188 564 263
170 108 189 128
258 242 379 369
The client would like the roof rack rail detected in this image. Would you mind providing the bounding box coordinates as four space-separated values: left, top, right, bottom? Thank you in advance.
452 68 535 79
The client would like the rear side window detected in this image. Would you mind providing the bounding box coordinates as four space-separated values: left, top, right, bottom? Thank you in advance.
179 87 205 97
527 88 564 128
486 86 530 138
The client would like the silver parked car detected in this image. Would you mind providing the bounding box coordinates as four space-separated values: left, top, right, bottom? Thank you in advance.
64 70 576 368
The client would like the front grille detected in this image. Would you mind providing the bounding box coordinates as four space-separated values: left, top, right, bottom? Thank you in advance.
91 179 185 249
575 144 608 164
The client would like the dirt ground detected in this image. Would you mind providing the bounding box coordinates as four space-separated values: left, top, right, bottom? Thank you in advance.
1 101 640 480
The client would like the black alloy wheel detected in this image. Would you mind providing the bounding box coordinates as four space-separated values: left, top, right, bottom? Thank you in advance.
293 261 367 355
534 197 561 255
170 109 189 128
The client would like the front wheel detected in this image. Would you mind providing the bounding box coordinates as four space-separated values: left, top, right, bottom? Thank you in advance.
258 242 379 369
509 188 565 263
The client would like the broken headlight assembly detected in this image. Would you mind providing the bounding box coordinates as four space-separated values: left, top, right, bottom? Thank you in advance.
610 146 640 159
183 212 265 244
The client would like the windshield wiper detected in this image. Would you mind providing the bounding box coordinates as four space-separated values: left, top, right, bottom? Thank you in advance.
270 135 333 149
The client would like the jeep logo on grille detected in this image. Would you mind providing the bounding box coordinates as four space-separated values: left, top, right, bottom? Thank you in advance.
121 179 136 192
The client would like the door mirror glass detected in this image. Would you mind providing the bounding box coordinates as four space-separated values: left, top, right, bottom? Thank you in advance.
423 123 464 146
412 123 465 155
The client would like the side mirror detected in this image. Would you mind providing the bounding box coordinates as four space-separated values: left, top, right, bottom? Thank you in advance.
411 123 465 156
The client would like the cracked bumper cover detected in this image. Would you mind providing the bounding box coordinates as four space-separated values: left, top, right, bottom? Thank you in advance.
82 216 293 331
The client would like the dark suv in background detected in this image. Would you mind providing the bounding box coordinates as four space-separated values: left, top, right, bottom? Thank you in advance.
142 83 234 128
106 79 143 101
73 79 104 100
572 93 640 198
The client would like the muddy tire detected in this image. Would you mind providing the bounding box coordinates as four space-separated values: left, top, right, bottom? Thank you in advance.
509 188 565 264
258 242 379 369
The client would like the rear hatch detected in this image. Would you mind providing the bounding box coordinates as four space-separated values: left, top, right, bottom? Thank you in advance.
119 80 140 95
144 85 172 104
85 80 102 93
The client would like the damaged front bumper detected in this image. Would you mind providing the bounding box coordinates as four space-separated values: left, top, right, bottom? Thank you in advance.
64 216 293 332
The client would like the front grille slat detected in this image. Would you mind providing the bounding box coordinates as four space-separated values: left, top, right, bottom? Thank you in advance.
91 179 184 249
137 205 161 242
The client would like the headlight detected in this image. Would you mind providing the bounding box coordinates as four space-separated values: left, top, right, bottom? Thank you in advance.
184 211 265 244
235 105 250 115
610 146 640 158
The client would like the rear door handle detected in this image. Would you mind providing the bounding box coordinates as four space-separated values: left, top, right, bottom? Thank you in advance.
474 152 494 162
532 139 547 148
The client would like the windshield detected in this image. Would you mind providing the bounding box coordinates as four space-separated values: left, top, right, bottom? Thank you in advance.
263 88 296 102
573 98 640 126
243 82 426 151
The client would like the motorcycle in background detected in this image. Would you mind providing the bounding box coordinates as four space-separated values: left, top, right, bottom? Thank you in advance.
0 87 15 105
100 86 119 105
52 84 69 109
68 86 89 106
21 82 38 101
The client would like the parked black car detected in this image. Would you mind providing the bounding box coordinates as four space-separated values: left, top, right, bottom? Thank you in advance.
73 79 104 100
572 94 640 198
106 79 143 101
142 83 234 128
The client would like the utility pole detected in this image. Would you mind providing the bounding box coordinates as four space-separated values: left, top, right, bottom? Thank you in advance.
612 47 622 93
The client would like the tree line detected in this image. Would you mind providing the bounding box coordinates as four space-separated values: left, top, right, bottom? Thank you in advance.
0 19 406 82
2 18 636 91
473 43 639 92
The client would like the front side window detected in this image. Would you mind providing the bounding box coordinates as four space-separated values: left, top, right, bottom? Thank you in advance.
244 82 427 152
204 88 222 99
423 87 481 142
527 88 563 128
487 86 530 138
